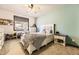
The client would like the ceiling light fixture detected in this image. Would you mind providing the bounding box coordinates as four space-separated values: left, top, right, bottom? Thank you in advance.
26 4 40 14
28 4 34 9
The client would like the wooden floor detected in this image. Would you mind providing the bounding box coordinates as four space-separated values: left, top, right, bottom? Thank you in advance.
0 39 79 55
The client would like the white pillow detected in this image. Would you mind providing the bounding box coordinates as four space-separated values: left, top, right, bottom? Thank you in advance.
39 25 53 34
45 25 52 34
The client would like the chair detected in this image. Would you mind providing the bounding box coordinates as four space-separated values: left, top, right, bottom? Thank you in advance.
0 28 4 49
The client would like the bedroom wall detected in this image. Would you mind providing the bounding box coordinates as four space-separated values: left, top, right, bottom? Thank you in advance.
37 5 79 46
0 9 13 20
0 9 14 34
0 9 35 33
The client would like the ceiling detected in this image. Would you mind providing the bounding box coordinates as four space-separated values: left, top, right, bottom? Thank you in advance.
0 4 60 17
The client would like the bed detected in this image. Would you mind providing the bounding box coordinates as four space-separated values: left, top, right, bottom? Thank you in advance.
20 24 54 54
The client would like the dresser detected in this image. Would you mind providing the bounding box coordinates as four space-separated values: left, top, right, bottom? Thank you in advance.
54 34 67 46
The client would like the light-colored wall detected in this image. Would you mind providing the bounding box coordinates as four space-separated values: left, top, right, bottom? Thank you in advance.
37 5 79 46
29 17 35 26
0 9 13 20
0 9 14 34
0 25 14 34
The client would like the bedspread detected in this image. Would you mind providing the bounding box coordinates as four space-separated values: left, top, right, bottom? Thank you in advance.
22 33 53 49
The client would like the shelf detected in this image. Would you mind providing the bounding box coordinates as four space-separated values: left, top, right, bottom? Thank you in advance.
0 18 12 25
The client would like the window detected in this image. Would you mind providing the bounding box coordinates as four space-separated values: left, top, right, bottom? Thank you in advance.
14 16 29 31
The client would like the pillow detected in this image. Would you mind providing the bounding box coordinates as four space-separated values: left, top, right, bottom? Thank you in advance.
39 25 46 33
39 24 53 34
44 25 53 34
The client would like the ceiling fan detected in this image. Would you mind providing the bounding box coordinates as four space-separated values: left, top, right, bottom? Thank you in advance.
26 4 40 14
28 4 34 9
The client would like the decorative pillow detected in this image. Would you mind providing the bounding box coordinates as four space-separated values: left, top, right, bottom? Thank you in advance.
43 25 53 34
39 25 46 33
46 26 51 34
39 24 53 34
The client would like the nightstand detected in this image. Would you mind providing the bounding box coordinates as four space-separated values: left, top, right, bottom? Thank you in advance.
54 34 67 46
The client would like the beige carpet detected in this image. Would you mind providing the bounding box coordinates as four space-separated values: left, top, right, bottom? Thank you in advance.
0 39 79 55
0 39 25 55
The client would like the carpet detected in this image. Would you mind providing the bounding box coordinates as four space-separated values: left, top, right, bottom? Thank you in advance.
0 39 79 55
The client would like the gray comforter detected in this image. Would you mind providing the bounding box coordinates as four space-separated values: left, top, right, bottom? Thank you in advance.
22 33 53 49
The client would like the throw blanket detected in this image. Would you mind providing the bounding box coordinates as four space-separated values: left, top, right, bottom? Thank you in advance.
22 33 53 49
